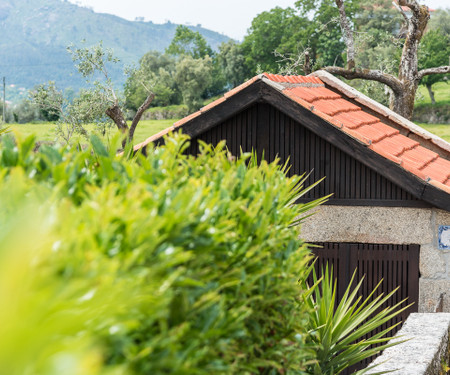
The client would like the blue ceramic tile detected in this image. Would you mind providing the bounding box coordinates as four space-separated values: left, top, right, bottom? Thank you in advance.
438 225 450 250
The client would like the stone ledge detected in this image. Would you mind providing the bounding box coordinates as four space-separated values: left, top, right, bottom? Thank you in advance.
366 313 450 374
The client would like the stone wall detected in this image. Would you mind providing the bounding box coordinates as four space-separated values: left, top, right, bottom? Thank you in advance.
365 313 450 374
300 205 450 312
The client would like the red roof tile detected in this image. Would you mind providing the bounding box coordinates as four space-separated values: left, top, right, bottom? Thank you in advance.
312 98 360 116
400 146 438 170
371 122 400 138
286 87 341 103
262 73 450 193
354 124 389 142
420 158 450 183
334 111 379 129
263 73 322 84
371 134 419 157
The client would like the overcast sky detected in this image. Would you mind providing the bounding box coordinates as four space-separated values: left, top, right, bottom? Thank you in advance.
67 0 449 40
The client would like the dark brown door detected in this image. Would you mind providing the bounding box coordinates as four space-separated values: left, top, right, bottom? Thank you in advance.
310 242 420 374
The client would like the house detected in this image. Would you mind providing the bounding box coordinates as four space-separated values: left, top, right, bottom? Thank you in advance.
135 71 450 320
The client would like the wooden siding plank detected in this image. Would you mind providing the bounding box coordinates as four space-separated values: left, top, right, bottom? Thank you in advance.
186 101 433 207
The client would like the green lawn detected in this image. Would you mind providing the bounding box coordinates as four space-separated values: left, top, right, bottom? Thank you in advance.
5 118 450 144
8 119 177 144
418 123 450 142
416 82 450 105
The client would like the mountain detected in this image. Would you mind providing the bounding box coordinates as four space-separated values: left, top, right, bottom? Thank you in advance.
0 0 231 102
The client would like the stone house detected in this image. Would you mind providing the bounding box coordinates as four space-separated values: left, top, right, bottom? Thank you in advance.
135 71 450 318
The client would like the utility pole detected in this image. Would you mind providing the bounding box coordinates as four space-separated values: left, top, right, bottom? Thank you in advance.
2 77 5 124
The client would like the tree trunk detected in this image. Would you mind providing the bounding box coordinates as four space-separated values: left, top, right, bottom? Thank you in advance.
105 104 128 133
129 92 155 142
426 83 436 104
390 80 418 119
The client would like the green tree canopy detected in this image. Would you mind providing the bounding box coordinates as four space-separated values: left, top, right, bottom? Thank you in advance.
241 7 309 74
418 28 450 103
174 55 213 112
294 0 362 68
125 51 180 111
166 25 213 59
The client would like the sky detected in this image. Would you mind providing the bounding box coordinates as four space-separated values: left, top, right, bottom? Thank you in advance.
67 0 449 41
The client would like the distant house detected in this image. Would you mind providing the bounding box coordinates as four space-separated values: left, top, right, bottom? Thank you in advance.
136 71 450 321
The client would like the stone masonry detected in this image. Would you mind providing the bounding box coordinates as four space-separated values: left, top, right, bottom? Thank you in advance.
300 205 450 312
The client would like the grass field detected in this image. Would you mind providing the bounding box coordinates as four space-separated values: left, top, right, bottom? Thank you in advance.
8 119 177 145
418 123 450 142
416 82 450 105
5 118 450 144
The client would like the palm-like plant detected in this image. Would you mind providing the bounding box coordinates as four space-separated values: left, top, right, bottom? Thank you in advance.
0 126 10 136
303 264 410 375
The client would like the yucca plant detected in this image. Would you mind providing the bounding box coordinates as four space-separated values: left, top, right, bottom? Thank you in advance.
0 126 10 135
303 264 410 375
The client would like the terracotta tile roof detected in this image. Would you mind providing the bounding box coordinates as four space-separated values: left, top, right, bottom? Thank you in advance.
138 72 450 195
260 73 450 190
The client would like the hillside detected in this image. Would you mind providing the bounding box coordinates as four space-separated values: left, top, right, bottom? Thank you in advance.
0 0 230 101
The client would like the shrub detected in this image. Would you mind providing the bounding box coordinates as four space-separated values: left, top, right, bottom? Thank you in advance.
0 133 326 374
142 104 189 120
303 265 408 375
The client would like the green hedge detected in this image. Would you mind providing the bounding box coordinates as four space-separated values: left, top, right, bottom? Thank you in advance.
413 102 450 124
143 104 189 120
0 133 325 374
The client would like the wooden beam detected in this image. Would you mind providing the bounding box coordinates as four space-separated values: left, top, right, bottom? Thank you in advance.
179 81 265 140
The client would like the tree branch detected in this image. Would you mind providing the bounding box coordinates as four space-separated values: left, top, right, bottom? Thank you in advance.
335 0 355 70
129 92 155 141
418 66 450 80
105 104 128 133
392 1 409 26
322 66 403 93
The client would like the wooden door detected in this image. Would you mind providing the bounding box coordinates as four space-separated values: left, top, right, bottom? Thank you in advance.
310 242 420 374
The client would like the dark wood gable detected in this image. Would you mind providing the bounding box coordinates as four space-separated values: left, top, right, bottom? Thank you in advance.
184 102 427 207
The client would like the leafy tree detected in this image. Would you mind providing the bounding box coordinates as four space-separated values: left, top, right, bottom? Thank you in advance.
242 7 309 74
166 25 213 59
322 0 450 119
418 28 450 104
217 40 249 88
338 0 403 106
30 82 110 142
166 25 225 99
68 42 156 143
12 99 42 123
31 42 156 144
174 55 213 112
293 0 359 68
125 51 180 112
429 8 450 36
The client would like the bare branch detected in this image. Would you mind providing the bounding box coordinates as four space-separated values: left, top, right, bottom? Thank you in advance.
392 1 409 25
418 65 450 80
129 92 155 141
322 66 403 93
304 51 311 75
335 0 355 70
397 0 421 14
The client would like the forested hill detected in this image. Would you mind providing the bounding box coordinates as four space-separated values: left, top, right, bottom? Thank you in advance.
0 0 230 98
